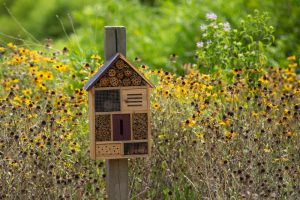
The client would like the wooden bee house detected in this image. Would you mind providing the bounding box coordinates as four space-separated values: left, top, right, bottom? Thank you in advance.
84 53 154 159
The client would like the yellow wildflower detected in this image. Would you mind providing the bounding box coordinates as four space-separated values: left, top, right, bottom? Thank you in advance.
287 55 296 61
19 48 30 55
288 63 297 68
263 148 271 153
153 102 160 109
91 54 101 60
7 42 17 49
163 90 170 97
182 118 195 127
22 88 32 96
53 64 68 71
13 95 22 103
195 132 205 142
252 112 258 118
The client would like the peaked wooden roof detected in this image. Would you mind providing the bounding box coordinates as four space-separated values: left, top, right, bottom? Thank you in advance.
83 53 155 90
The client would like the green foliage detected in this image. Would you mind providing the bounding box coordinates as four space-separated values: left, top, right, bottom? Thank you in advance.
195 11 274 73
0 0 300 72
0 0 92 43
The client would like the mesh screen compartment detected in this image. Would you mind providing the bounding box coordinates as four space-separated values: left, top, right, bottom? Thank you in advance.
124 142 148 155
95 90 120 112
95 115 111 141
132 113 148 140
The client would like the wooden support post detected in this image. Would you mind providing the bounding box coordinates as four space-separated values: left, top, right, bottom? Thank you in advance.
104 26 128 200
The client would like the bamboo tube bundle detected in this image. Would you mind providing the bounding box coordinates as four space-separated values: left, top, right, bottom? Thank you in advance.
99 77 110 87
122 78 131 86
124 69 132 77
115 59 125 69
108 69 117 77
117 71 124 80
110 77 119 87
131 76 142 86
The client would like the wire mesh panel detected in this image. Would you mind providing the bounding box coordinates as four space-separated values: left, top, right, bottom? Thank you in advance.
95 115 111 141
95 90 120 112
132 113 148 140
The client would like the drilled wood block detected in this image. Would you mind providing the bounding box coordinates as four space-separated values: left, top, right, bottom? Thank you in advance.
132 113 148 140
96 143 121 156
95 115 111 141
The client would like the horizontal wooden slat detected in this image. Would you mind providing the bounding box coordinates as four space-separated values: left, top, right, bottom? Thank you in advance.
96 110 147 115
95 86 148 91
96 140 147 145
121 88 147 111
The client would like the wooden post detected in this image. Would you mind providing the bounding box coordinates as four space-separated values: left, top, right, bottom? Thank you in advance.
104 26 128 200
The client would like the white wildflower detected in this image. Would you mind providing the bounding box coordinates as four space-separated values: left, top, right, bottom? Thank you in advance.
206 12 217 20
200 25 207 30
196 41 204 48
223 22 231 31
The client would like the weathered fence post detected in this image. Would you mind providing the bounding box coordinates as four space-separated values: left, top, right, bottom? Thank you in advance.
104 26 128 200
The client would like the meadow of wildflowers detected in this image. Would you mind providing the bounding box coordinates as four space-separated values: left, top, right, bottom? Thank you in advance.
0 38 299 199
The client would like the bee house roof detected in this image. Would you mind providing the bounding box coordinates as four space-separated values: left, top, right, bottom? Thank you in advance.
83 53 155 90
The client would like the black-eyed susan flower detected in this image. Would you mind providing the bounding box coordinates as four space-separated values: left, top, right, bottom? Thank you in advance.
22 88 32 96
163 90 170 97
182 117 195 127
153 102 160 109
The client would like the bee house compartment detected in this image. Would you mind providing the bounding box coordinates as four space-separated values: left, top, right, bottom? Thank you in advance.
95 115 111 141
113 114 131 141
132 113 148 140
124 142 148 155
96 143 121 157
95 90 120 112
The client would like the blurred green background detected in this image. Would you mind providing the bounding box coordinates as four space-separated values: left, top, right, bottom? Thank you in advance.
0 0 299 71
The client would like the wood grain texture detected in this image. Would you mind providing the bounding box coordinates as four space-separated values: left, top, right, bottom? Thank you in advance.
116 27 126 57
121 88 147 112
105 26 128 200
147 86 151 157
106 159 128 200
94 85 148 91
105 26 126 61
88 88 96 159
